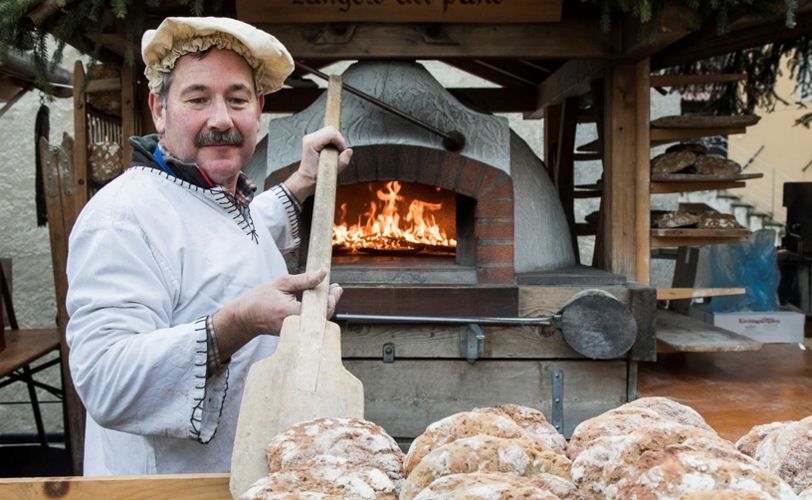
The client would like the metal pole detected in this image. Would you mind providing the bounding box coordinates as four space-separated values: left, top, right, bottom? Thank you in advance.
334 313 558 327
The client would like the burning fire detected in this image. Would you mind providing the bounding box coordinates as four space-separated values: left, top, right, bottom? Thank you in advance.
333 181 457 252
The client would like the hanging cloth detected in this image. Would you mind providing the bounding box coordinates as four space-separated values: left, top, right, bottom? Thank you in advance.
35 101 49 226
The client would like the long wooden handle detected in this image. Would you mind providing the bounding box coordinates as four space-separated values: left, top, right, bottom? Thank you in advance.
300 76 342 325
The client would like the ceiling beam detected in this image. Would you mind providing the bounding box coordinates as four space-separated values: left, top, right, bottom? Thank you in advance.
258 21 618 60
618 5 699 62
526 59 606 119
264 87 537 114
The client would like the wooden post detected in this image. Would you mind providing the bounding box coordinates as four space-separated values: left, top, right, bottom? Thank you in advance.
600 59 650 283
121 62 136 170
543 104 561 171
555 96 580 264
72 61 89 212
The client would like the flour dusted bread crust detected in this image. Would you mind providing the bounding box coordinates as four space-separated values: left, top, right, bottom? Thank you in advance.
800 485 812 499
404 411 536 476
264 417 403 483
678 491 773 499
401 435 572 500
567 407 666 459
412 472 562 500
751 415 812 494
623 397 714 431
239 460 397 500
736 421 790 457
474 404 568 456
572 421 746 499
651 151 697 175
618 445 797 499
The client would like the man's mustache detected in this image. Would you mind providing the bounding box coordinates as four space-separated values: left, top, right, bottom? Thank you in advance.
195 130 244 147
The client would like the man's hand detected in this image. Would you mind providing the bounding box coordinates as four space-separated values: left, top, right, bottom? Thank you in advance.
211 270 343 360
283 126 353 203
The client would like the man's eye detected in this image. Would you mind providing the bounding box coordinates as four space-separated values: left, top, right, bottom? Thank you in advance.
187 97 207 104
230 98 249 106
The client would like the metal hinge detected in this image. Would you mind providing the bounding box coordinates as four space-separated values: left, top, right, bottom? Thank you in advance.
459 324 485 363
382 342 395 363
551 368 564 433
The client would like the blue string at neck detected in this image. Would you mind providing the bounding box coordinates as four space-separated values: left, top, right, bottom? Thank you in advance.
152 146 175 176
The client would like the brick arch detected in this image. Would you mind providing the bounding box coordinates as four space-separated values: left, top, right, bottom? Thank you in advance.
267 144 515 284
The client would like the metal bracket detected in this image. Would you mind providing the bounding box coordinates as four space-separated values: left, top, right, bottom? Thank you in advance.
551 368 564 434
459 324 485 363
382 342 395 363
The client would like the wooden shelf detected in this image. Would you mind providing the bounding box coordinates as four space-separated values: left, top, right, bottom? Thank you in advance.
655 310 762 353
656 287 746 300
650 228 751 248
650 73 747 87
650 173 762 194
651 127 747 142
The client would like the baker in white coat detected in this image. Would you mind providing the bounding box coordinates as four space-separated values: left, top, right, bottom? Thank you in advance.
65 17 352 475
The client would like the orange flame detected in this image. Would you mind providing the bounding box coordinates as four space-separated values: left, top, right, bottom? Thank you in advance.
333 181 457 252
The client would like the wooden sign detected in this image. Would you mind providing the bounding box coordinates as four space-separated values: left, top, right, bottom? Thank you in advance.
236 0 562 23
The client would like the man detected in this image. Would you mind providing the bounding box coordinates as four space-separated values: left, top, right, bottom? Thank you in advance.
65 17 352 475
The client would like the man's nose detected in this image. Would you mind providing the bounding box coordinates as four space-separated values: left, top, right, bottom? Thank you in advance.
207 97 234 131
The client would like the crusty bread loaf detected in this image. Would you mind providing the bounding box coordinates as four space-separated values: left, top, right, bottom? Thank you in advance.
265 417 403 483
240 492 327 500
751 415 812 494
736 421 789 457
623 397 714 431
618 445 797 499
404 411 536 476
678 491 773 499
401 435 572 500
412 473 561 500
474 404 567 456
240 459 397 499
651 151 697 175
572 422 747 499
568 407 666 459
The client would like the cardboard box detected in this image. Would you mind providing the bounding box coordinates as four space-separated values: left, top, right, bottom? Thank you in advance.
690 308 806 344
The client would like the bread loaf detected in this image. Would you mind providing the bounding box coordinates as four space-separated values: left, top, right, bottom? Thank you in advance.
240 459 397 500
623 397 714 431
265 417 403 483
404 411 537 476
568 407 666 459
651 151 697 175
401 435 572 500
752 415 812 494
412 472 561 500
572 422 745 499
736 421 789 457
678 491 773 499
618 445 797 499
474 404 567 456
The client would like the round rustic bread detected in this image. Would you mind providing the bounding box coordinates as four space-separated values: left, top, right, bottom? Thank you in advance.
665 142 709 155
239 458 397 500
568 407 666 459
572 421 745 498
678 491 773 499
651 151 697 175
752 415 812 494
617 445 797 499
474 404 567 456
265 417 403 483
401 435 572 500
736 421 790 457
412 473 561 500
404 411 535 476
623 397 714 431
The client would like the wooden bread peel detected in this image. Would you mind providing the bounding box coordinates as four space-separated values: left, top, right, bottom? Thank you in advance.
229 76 364 498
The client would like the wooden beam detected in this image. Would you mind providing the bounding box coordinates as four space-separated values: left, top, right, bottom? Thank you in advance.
0 474 230 499
600 60 650 283
653 11 812 69
555 96 580 264
263 87 538 113
650 127 746 142
120 62 136 171
619 5 699 62
259 22 617 60
527 59 606 118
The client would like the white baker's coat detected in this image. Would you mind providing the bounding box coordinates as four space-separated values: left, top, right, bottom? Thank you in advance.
66 166 298 475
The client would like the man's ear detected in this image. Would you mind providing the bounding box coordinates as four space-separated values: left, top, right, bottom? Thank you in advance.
148 92 166 135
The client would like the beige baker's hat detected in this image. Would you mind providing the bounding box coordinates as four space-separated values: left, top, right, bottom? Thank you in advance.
142 17 294 95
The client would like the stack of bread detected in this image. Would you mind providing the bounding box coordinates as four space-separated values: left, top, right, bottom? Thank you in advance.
651 143 742 177
400 404 578 499
736 415 812 497
239 417 405 499
569 397 798 499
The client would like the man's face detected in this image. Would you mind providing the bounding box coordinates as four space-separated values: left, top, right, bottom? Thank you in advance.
149 48 265 190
